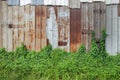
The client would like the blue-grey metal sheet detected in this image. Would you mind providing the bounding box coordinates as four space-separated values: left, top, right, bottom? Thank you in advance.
32 0 44 5
7 0 19 5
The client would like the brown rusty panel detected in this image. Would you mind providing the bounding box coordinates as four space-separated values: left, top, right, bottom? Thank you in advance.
29 6 35 50
24 5 31 49
41 6 47 49
35 6 42 51
12 6 19 50
70 8 81 52
118 4 120 16
70 9 74 52
18 6 24 47
76 9 81 50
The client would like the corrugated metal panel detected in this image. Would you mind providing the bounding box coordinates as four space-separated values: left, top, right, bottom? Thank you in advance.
46 6 70 51
81 3 93 50
31 0 44 5
112 5 118 54
7 6 13 51
12 6 19 50
57 7 70 51
94 2 101 39
69 0 80 8
106 0 119 4
80 0 105 2
7 0 19 6
46 6 58 49
70 8 81 52
106 5 119 55
0 0 2 48
94 2 106 39
29 6 35 50
44 0 68 6
20 0 31 6
118 4 120 53
35 6 47 51
18 6 24 48
1 1 8 50
106 5 112 54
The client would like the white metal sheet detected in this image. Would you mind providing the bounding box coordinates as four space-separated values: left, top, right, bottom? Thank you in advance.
106 5 112 55
112 5 118 55
106 0 119 4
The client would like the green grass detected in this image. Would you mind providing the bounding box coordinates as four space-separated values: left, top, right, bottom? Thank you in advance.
0 44 120 80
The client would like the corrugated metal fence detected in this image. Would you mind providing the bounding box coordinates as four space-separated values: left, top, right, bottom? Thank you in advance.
0 1 106 52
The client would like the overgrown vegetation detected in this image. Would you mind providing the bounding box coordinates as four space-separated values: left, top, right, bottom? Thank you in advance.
0 30 120 80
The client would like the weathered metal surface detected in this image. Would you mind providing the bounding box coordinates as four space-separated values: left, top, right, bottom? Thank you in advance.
106 5 119 55
106 5 112 55
12 6 19 50
18 6 24 47
44 0 69 6
112 5 118 54
20 0 31 6
29 6 35 50
7 0 19 6
35 6 47 51
80 0 105 2
94 2 101 39
70 8 81 52
46 6 70 51
106 0 119 4
81 3 94 50
32 0 44 5
57 7 70 51
2 1 8 50
46 6 58 49
69 0 80 8
41 6 47 49
7 6 13 51
93 2 106 39
0 0 2 48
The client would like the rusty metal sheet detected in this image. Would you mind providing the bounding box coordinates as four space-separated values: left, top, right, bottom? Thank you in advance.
18 6 24 48
24 5 31 49
12 6 19 50
41 6 47 49
29 6 35 50
70 8 81 52
118 4 120 16
58 7 70 51
35 6 42 51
